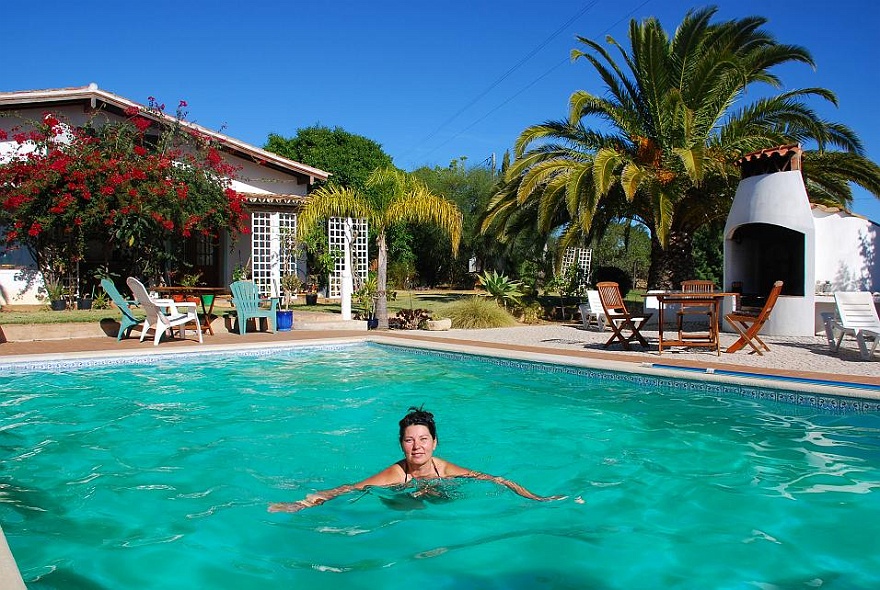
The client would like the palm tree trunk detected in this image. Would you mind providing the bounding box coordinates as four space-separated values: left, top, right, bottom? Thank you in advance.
647 230 696 290
376 231 389 330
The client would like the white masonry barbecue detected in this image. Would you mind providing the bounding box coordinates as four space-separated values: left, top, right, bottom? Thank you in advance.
723 145 816 336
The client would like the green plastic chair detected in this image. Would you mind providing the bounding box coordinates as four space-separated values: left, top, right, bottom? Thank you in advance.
101 278 140 341
230 280 278 335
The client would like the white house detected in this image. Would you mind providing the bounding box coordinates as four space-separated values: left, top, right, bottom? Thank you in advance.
0 84 337 305
723 145 880 335
812 203 880 291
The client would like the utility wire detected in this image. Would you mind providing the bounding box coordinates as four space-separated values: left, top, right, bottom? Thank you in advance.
409 0 656 166
399 0 601 162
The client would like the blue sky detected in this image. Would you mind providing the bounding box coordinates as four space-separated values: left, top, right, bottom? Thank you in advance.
4 0 879 220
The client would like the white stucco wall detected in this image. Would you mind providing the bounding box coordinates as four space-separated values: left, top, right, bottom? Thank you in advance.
813 208 880 292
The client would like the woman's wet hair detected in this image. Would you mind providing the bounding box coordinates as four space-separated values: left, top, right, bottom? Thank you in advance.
399 406 437 441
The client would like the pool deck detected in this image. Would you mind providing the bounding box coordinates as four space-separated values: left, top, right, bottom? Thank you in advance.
2 315 878 391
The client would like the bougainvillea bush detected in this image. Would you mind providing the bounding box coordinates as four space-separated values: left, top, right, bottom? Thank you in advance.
0 99 249 292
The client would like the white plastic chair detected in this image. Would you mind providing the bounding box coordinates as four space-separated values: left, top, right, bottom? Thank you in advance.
825 291 880 360
126 277 203 346
578 290 607 331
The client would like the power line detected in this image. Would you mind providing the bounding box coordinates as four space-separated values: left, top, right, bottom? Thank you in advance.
399 1 601 162
410 0 656 165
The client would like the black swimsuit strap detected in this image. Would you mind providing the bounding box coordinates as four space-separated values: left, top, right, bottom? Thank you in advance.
401 459 441 483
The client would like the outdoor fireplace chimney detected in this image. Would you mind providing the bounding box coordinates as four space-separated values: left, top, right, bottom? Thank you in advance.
723 145 816 336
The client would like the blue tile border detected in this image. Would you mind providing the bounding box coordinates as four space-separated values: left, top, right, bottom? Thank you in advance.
373 342 880 414
0 342 360 373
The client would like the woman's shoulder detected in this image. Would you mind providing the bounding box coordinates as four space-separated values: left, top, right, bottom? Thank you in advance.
357 461 406 488
433 457 473 477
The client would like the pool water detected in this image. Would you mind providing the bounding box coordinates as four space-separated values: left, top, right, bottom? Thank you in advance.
1 343 879 588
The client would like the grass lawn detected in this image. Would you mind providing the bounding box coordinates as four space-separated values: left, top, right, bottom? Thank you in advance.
0 289 646 325
0 290 480 325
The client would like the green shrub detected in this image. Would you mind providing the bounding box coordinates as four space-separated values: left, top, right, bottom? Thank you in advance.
389 308 431 330
477 270 523 308
517 300 544 324
443 296 518 329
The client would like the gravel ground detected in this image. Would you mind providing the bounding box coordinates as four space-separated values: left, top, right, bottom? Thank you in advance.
411 322 880 378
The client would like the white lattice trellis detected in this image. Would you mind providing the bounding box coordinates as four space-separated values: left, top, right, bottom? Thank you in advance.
251 211 297 297
561 247 592 291
328 217 368 298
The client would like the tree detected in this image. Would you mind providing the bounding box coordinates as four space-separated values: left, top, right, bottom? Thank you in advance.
0 103 247 292
264 126 392 192
494 7 880 288
410 158 498 286
297 166 462 329
591 222 651 283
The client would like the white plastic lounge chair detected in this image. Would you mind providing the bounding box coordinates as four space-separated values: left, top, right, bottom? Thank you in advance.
825 291 880 360
126 277 203 346
578 290 607 331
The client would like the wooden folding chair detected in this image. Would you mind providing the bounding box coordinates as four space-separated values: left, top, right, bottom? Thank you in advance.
724 281 783 355
596 282 653 350
677 279 715 327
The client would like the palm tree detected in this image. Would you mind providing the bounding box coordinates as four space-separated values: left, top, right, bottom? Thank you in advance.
494 7 880 288
297 166 462 329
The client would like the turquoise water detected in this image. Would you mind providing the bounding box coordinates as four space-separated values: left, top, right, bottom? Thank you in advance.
1 343 880 589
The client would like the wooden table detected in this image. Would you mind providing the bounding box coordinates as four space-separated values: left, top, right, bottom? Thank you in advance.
154 286 229 335
654 292 736 355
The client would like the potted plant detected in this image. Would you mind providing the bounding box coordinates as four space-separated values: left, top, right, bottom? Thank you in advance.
276 274 301 331
178 272 202 303
77 287 93 310
354 275 378 329
43 277 67 311
232 261 250 282
304 275 319 306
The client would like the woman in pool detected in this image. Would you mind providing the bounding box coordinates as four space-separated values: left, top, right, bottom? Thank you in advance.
268 406 563 512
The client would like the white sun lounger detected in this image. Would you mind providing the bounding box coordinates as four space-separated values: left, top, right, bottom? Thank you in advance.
825 291 880 360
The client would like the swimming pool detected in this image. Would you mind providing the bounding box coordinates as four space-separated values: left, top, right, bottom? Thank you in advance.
1 342 879 588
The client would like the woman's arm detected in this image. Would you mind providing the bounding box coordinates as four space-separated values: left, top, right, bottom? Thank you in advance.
441 461 564 502
268 464 404 513
268 483 356 513
466 471 565 501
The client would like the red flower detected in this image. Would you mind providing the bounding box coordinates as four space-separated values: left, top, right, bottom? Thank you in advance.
133 117 151 132
134 146 147 156
124 106 139 117
27 222 42 237
0 130 7 141
42 113 59 127
176 185 188 200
